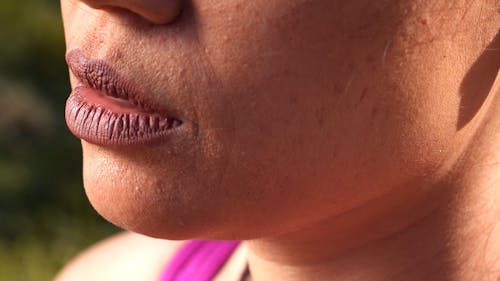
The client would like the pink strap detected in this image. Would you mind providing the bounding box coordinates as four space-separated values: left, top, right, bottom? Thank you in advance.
159 240 240 281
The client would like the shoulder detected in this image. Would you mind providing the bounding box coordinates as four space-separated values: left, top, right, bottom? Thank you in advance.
55 231 184 281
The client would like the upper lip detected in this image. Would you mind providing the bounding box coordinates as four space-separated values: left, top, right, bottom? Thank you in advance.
66 49 176 117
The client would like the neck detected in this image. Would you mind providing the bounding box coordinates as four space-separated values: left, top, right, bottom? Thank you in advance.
244 76 500 281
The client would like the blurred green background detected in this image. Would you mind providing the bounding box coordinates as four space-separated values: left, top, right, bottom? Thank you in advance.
0 1 119 280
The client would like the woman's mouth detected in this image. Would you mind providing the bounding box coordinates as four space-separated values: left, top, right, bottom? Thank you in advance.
65 49 182 146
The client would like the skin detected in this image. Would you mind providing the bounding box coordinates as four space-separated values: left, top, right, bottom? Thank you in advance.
58 0 500 280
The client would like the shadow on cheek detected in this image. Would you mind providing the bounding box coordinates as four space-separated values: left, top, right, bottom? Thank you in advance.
458 31 500 129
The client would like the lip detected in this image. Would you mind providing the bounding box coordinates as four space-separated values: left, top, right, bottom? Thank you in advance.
65 49 182 146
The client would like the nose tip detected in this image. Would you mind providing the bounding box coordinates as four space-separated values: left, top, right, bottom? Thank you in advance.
82 0 182 25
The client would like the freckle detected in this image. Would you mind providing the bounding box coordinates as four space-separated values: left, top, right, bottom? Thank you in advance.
371 107 379 118
290 97 298 104
358 88 368 104
179 67 187 76
419 18 428 26
317 116 325 127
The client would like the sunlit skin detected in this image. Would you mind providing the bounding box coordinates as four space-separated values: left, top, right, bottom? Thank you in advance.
57 0 499 280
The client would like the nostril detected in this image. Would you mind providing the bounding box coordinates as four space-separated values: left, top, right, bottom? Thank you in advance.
81 0 183 25
123 0 183 25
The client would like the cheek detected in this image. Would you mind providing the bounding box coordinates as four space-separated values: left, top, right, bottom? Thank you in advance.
76 0 470 240
190 0 464 224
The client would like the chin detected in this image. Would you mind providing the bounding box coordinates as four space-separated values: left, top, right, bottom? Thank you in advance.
80 141 220 239
78 138 282 241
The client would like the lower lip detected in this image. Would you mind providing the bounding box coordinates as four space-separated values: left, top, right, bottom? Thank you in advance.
65 86 181 146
